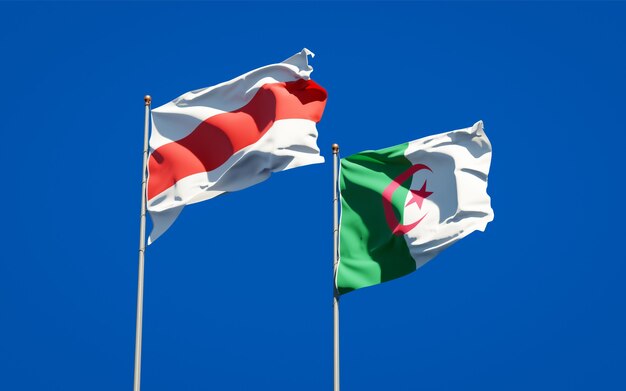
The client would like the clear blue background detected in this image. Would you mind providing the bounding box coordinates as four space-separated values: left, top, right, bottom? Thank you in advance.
1 2 625 390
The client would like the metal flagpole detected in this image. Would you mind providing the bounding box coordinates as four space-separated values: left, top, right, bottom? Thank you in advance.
332 143 340 391
134 95 151 391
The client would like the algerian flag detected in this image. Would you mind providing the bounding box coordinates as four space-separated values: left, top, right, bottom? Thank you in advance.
336 121 493 294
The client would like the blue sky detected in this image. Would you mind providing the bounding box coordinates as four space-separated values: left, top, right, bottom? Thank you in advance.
1 2 625 390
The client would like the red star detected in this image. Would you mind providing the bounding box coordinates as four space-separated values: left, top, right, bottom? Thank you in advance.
405 180 432 209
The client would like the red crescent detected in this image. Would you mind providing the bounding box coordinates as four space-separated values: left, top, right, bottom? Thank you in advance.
382 164 432 236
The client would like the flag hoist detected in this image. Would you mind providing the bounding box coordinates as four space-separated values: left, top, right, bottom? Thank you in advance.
133 95 151 391
332 143 340 391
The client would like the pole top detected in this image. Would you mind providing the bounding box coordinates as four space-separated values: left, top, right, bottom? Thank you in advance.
144 95 152 105
332 143 339 154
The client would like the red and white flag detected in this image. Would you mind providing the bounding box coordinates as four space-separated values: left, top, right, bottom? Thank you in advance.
147 49 327 243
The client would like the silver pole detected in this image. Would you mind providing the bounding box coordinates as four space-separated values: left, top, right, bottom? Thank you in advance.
332 143 340 391
134 95 151 391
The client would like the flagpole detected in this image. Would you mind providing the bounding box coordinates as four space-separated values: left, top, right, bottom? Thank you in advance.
332 143 340 391
133 95 151 391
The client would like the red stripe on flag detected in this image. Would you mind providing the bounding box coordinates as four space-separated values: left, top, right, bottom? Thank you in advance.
148 79 327 200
